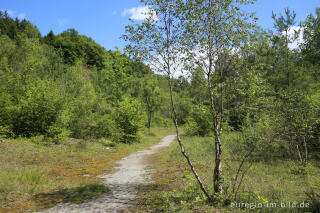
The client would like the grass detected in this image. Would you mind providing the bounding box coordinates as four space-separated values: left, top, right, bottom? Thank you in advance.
34 184 110 208
133 133 320 212
0 127 175 212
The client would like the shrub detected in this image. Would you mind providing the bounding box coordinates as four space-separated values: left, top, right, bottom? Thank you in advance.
112 98 144 143
0 125 14 139
92 114 116 139
5 78 63 137
184 105 212 136
153 115 172 128
98 138 116 147
47 124 70 143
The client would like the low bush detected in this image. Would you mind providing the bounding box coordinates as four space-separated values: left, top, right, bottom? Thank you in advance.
0 125 14 139
184 105 212 136
112 98 144 143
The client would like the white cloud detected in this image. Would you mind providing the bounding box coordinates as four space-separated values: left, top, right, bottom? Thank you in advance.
1 9 26 20
282 26 304 49
1 9 15 16
122 6 152 21
6 10 15 16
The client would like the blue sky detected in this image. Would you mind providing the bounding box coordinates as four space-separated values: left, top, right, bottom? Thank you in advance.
1 0 319 50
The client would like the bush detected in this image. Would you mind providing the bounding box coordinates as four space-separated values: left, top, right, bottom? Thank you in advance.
92 114 116 139
228 108 249 131
112 98 144 143
0 125 14 139
47 124 70 143
4 78 63 137
163 171 207 212
184 105 212 136
175 96 192 125
153 116 172 128
184 117 199 136
98 138 116 147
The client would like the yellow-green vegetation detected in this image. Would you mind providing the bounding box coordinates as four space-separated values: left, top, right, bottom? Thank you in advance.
134 134 320 212
0 127 174 212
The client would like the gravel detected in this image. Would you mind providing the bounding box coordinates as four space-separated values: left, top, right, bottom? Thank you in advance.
41 135 176 213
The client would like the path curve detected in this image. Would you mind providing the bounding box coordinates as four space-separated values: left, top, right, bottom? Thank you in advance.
42 135 176 213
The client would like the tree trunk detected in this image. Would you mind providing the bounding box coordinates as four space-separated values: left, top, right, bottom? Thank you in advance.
286 30 290 88
213 129 223 194
303 136 308 166
207 56 224 196
147 110 152 134
167 76 212 201
296 144 303 164
208 83 223 196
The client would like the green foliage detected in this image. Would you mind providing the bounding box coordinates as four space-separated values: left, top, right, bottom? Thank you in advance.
224 114 292 162
0 125 14 139
184 105 212 136
46 125 71 144
274 89 320 159
0 10 41 40
0 14 165 143
163 171 207 212
92 114 116 139
152 115 172 128
98 138 117 148
272 8 296 34
175 94 192 125
1 78 63 137
112 98 144 143
142 78 162 129
44 29 106 70
189 67 207 105
305 187 320 213
301 8 320 66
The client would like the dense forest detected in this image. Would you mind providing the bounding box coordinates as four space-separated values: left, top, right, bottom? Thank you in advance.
0 1 320 212
0 10 175 143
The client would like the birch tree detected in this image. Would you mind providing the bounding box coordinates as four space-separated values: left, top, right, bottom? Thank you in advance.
180 0 257 195
122 0 212 201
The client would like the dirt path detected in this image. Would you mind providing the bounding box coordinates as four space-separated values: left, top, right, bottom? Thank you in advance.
42 135 176 213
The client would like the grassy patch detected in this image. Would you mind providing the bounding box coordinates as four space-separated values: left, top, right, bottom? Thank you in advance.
133 133 320 212
0 127 175 212
34 184 109 209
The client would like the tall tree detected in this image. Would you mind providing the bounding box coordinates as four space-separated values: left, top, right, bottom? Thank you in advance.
181 0 256 195
142 79 161 133
272 8 298 88
122 0 212 201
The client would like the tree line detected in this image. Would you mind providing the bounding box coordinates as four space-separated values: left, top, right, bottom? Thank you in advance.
0 10 175 143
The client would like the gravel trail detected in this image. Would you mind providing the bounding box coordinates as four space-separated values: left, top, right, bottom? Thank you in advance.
42 134 176 213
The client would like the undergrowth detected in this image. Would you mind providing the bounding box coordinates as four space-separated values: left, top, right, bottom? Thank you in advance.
133 133 320 212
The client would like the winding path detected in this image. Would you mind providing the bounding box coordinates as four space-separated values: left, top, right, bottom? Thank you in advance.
43 135 176 213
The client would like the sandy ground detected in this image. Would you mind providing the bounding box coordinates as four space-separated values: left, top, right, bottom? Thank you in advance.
42 134 176 213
